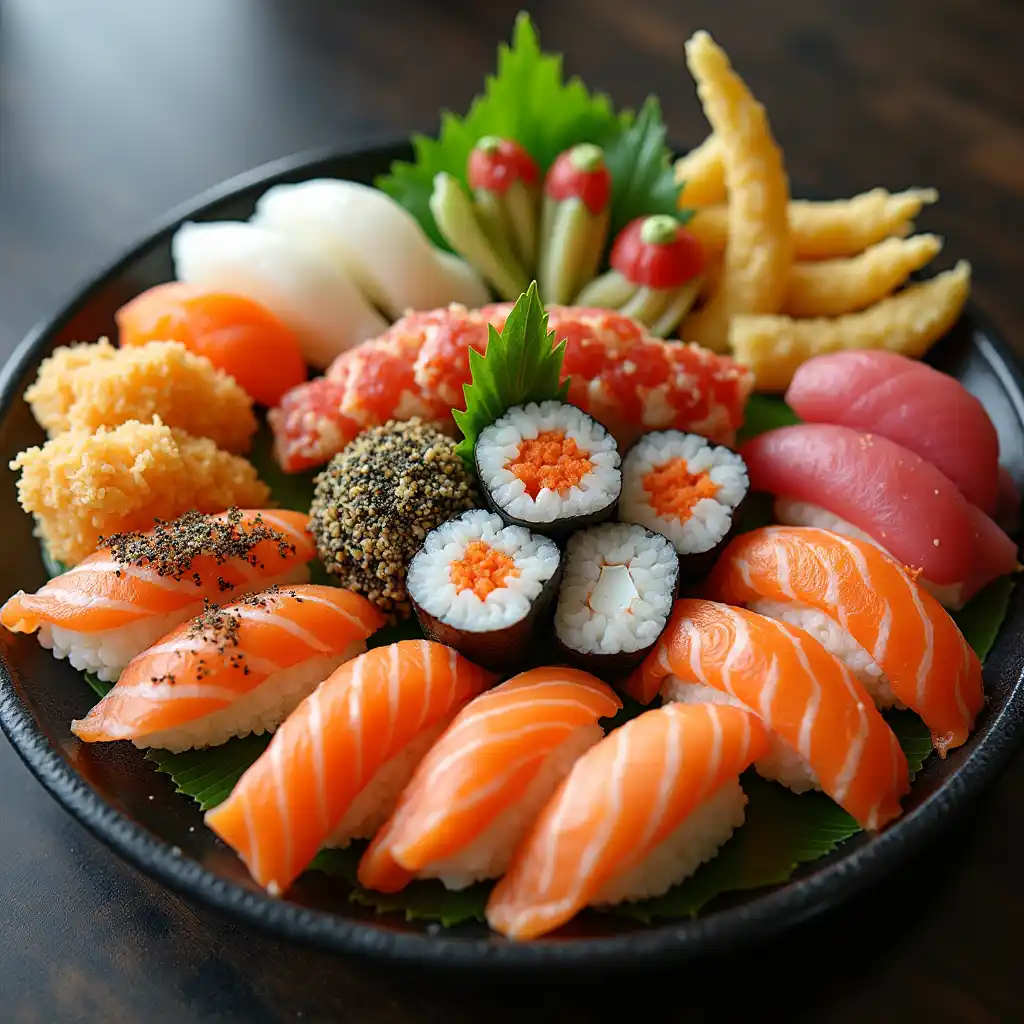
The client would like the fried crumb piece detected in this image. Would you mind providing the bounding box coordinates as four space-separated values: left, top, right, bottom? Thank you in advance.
10 417 270 565
25 337 257 453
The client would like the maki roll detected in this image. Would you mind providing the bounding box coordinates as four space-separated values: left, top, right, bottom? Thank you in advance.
406 509 561 671
554 522 679 677
619 430 748 579
475 401 621 538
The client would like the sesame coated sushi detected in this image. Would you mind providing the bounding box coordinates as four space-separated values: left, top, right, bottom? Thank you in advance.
619 430 749 579
309 419 479 619
475 401 621 538
554 522 679 677
406 510 561 671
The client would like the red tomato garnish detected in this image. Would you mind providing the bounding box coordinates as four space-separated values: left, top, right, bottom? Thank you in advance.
544 145 612 214
468 137 540 193
610 216 704 290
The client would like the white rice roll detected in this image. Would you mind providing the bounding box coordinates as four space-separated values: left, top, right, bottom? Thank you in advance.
171 220 387 369
475 401 621 537
619 430 749 572
251 178 490 318
555 522 679 674
406 509 561 671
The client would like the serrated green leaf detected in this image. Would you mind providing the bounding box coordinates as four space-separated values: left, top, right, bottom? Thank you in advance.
603 95 685 250
146 734 271 812
454 281 567 467
376 12 627 249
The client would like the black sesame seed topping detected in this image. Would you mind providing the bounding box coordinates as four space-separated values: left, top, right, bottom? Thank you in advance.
98 507 296 587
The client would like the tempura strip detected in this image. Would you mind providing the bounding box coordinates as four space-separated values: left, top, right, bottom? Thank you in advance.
731 261 971 392
674 135 726 206
679 32 791 353
784 234 943 317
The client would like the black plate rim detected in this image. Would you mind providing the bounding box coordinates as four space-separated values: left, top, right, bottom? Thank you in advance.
2 142 1023 973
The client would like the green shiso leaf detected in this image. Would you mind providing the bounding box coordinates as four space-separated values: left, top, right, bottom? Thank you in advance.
603 95 689 244
453 280 568 468
146 735 272 812
376 12 668 251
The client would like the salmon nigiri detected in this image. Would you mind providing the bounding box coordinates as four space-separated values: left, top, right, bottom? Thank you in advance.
358 666 621 894
626 599 909 830
741 424 1018 608
785 351 1000 514
2 508 315 682
707 526 984 755
486 702 768 941
205 639 495 896
71 584 383 751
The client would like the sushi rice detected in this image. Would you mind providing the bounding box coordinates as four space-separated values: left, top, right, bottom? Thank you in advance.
476 401 621 527
619 430 748 556
406 510 560 633
555 522 678 660
141 648 363 752
747 598 901 709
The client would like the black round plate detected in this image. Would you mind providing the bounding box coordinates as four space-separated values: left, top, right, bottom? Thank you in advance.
2 144 1023 974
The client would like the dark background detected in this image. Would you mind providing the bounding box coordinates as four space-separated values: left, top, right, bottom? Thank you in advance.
2 1 1023 1020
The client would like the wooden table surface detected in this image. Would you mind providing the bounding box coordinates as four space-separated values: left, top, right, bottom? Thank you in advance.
3 1 1024 1020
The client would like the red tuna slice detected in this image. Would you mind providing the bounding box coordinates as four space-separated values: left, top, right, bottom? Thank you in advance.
740 424 1017 605
785 351 1000 514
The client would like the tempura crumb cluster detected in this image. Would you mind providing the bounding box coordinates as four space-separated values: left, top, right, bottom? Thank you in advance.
11 418 269 566
25 337 257 452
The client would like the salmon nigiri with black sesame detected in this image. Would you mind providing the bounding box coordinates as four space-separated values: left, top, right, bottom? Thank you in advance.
70 584 384 751
2 508 316 683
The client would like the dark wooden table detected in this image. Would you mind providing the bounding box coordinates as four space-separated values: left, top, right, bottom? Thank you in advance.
3 1 1023 1019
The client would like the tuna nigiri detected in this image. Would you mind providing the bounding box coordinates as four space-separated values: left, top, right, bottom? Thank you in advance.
71 584 384 751
627 599 909 829
2 508 315 682
486 702 768 941
785 351 1000 514
357 667 621 894
707 526 984 754
205 640 494 895
741 424 1018 608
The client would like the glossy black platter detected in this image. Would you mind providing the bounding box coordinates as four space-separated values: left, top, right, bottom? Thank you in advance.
2 144 1023 974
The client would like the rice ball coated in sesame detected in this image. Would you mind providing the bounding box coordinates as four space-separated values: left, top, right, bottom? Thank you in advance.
309 418 479 619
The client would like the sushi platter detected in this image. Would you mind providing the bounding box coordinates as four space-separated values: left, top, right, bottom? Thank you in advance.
2 15 1024 968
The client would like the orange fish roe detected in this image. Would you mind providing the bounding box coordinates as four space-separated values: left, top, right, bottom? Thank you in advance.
449 541 520 600
643 459 720 521
508 431 593 499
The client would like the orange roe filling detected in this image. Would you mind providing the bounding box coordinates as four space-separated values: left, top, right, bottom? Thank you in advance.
507 431 593 498
643 458 720 522
450 541 520 600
